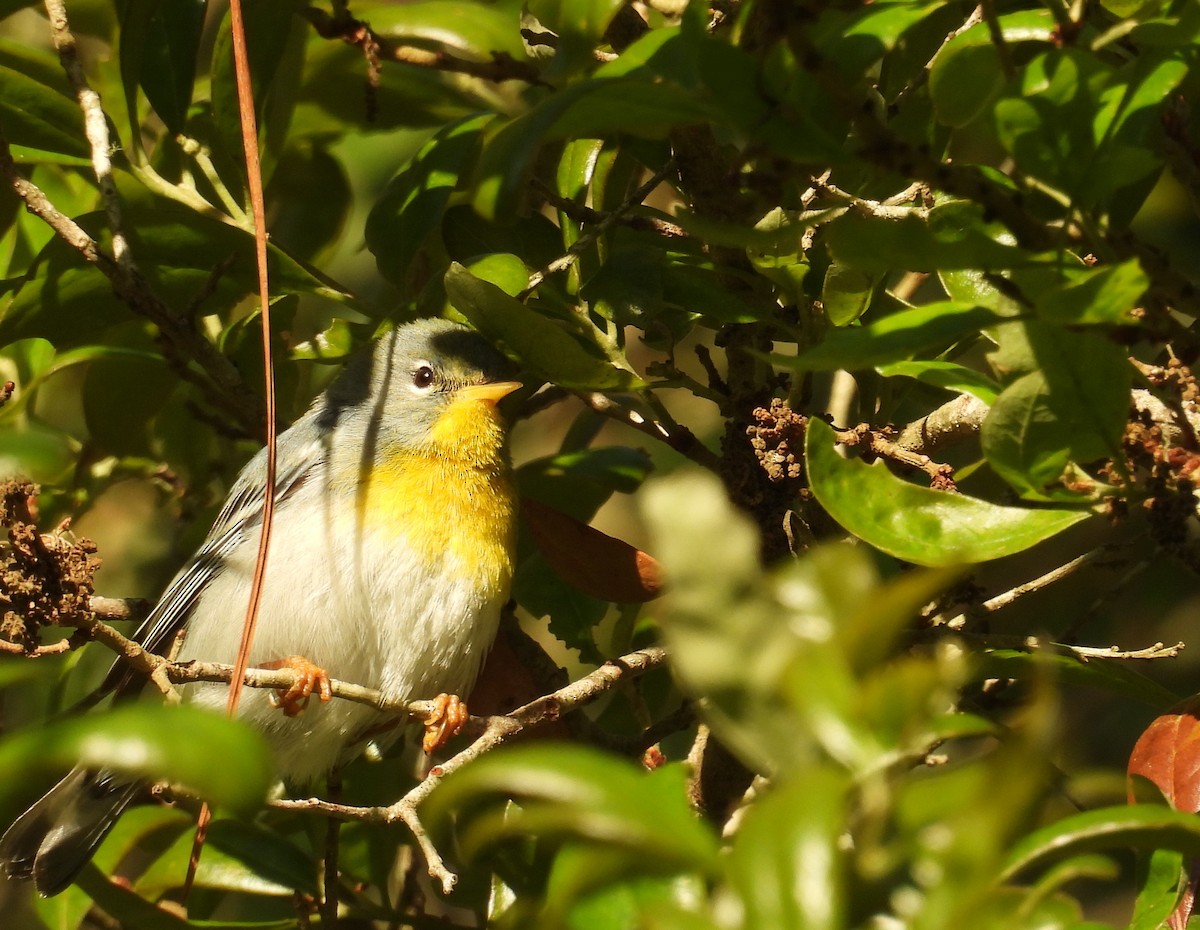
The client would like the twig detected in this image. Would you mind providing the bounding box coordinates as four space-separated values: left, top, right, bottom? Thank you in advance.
43 0 130 271
833 422 956 490
0 127 263 433
523 161 676 297
272 647 669 894
931 545 1135 630
304 8 541 85
894 394 991 455
890 6 984 110
1068 641 1184 661
580 391 720 469
533 180 688 239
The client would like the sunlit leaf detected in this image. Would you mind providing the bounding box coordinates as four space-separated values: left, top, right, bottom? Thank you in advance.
805 418 1091 565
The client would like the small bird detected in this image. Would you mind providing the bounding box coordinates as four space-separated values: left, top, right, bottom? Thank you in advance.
0 318 521 896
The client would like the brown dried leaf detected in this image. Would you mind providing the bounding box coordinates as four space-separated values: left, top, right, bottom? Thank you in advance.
1128 695 1200 811
521 498 662 603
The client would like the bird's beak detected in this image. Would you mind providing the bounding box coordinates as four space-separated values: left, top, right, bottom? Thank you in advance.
457 380 522 405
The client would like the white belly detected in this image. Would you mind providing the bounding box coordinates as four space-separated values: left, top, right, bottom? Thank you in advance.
175 485 507 785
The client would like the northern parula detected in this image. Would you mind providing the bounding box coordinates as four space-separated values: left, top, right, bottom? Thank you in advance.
0 318 521 895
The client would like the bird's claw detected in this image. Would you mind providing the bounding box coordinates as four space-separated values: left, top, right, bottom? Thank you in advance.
422 693 468 753
259 655 333 717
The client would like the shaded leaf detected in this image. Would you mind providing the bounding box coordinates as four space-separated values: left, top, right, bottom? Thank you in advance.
522 498 661 603
445 263 642 390
426 745 719 870
366 113 490 287
0 705 273 817
728 768 847 930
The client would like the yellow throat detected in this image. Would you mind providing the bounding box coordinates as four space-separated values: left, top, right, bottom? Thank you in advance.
358 394 516 594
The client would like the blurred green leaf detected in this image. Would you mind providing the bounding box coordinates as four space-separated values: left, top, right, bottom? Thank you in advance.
728 769 847 930
1129 847 1185 930
1002 806 1200 882
427 746 719 870
805 418 1090 566
136 820 318 897
366 0 528 61
0 705 273 817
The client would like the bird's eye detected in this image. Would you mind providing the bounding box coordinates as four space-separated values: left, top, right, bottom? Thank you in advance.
413 365 435 389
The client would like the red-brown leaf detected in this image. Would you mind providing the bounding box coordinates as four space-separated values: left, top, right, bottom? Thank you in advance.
521 498 662 603
1127 695 1200 811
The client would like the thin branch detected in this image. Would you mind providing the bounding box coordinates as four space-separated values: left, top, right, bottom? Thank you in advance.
523 161 677 297
930 544 1140 630
894 394 991 456
833 421 956 490
0 126 263 433
890 6 983 110
580 391 720 469
304 8 541 84
272 647 669 894
533 180 689 239
43 0 131 271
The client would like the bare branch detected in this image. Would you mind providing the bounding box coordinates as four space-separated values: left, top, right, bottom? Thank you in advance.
894 394 991 455
272 647 668 893
43 0 131 271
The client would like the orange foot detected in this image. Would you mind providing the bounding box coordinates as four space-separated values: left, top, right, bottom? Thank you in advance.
259 655 333 717
422 693 469 754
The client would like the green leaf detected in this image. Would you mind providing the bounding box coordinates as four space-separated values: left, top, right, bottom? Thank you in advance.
728 769 847 930
136 820 318 897
365 0 528 62
1130 847 1185 930
824 203 1027 273
929 11 1057 127
465 252 530 297
1033 259 1148 325
787 302 1008 371
528 0 626 76
981 326 1131 495
821 262 877 326
210 0 306 166
366 113 490 288
1001 805 1200 882
805 418 1090 566
0 421 76 483
974 649 1180 709
876 359 1001 404
2 207 354 347
119 0 205 135
0 56 90 162
0 705 273 817
426 746 719 871
444 263 642 390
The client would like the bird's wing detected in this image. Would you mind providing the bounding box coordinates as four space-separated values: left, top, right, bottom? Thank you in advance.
103 424 328 693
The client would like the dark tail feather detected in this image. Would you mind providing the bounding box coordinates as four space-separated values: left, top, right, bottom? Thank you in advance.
0 769 138 896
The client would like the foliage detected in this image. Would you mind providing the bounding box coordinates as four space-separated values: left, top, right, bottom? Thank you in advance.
1 0 1200 927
